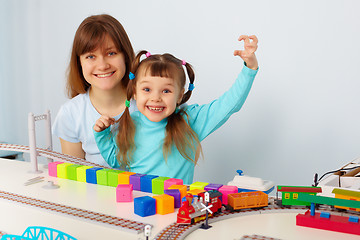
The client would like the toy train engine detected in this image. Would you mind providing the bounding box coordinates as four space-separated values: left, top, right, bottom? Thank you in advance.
177 190 222 225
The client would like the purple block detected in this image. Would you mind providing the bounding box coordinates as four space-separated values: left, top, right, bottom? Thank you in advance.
204 183 223 191
164 189 181 208
129 173 145 191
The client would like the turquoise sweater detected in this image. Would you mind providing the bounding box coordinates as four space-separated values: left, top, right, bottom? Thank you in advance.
94 66 258 184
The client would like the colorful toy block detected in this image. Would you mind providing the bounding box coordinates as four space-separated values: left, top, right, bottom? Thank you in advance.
164 178 183 190
86 167 103 184
57 163 73 179
129 173 145 191
118 171 136 184
76 166 93 182
219 185 238 205
168 184 187 199
96 169 112 186
164 189 181 208
349 216 359 223
187 188 205 197
189 181 209 191
116 184 133 202
48 161 63 177
204 183 223 191
134 196 156 217
67 164 82 181
152 177 170 195
140 175 158 193
153 194 174 215
107 169 125 187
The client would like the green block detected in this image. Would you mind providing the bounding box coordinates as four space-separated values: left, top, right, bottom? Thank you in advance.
96 169 113 186
190 181 209 191
57 163 73 179
67 164 83 180
107 169 125 187
76 166 93 182
152 177 170 195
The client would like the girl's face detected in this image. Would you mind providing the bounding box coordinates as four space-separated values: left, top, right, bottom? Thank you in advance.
79 35 126 92
134 73 184 122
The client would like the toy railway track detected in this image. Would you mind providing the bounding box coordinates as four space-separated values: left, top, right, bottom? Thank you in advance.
0 190 151 234
0 143 108 169
154 199 309 240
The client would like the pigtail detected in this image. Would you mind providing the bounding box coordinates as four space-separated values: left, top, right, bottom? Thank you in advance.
164 60 202 164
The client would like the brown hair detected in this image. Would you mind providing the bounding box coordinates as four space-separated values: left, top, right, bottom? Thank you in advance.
116 50 202 169
66 14 135 98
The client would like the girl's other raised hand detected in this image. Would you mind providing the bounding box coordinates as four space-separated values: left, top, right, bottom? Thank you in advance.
93 115 115 132
234 35 258 70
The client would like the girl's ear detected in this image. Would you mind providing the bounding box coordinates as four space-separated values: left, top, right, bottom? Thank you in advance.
177 88 185 104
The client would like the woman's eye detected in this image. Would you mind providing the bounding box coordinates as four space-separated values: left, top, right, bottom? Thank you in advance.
108 52 116 56
86 55 95 59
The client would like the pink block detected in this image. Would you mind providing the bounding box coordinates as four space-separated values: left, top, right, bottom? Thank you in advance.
48 161 63 177
219 185 238 205
164 178 183 190
116 184 133 202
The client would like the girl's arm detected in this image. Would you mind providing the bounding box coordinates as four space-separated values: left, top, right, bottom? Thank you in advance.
233 35 258 70
93 127 120 168
59 138 85 159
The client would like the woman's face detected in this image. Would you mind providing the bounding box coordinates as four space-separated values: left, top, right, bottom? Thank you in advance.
79 35 126 92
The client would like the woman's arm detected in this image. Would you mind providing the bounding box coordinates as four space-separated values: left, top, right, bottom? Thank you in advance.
59 138 85 159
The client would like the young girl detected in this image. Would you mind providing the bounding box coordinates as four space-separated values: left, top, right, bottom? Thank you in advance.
53 14 137 167
94 35 259 184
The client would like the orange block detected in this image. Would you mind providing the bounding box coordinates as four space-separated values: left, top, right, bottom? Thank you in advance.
118 172 136 184
153 194 174 215
168 185 187 199
187 188 205 196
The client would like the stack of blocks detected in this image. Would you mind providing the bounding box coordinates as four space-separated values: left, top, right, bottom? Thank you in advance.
48 161 243 218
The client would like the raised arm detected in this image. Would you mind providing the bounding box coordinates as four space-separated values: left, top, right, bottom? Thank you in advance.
233 35 258 70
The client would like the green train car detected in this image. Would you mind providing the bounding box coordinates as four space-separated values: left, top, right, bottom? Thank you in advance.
276 185 322 207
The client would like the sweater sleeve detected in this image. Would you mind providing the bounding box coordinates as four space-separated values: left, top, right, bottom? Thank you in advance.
187 65 258 141
93 127 120 168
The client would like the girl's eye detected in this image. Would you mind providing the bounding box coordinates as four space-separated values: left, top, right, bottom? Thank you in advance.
143 88 150 92
163 89 170 93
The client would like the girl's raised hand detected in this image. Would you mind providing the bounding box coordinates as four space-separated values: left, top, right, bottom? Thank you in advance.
93 115 115 132
234 35 258 70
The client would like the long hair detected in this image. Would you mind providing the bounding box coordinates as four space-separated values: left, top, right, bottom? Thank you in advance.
66 14 135 98
116 50 202 169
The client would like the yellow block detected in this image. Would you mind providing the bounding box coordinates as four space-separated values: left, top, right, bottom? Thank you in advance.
76 166 92 182
153 194 174 215
118 172 136 184
189 181 209 190
57 163 73 179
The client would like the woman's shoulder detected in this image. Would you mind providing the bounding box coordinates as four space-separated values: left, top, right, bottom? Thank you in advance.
59 93 89 112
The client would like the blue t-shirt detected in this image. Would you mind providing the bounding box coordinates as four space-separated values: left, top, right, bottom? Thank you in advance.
94 66 258 184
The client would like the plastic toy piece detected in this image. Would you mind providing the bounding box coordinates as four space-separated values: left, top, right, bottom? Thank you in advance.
153 194 174 215
189 181 209 191
332 188 360 211
134 196 156 217
204 183 223 191
228 170 274 194
296 210 360 235
86 167 103 184
140 175 158 193
187 188 205 197
118 171 136 184
67 164 82 181
164 178 183 190
152 177 170 195
218 185 238 205
22 226 77 240
130 173 146 191
76 166 92 182
227 191 268 212
116 184 133 202
107 169 125 187
57 163 73 179
168 185 187 199
277 186 322 206
1 234 33 240
96 169 112 186
48 161 63 177
164 189 182 208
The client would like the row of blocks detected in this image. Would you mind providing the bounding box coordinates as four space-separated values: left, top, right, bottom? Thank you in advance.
48 162 242 216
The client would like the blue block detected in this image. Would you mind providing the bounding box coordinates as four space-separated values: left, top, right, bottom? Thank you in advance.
349 216 359 223
130 173 145 191
320 212 330 219
140 175 158 193
164 189 181 208
86 167 103 184
134 196 156 217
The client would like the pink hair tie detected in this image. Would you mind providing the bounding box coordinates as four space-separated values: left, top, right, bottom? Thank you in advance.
145 52 151 57
182 60 186 65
